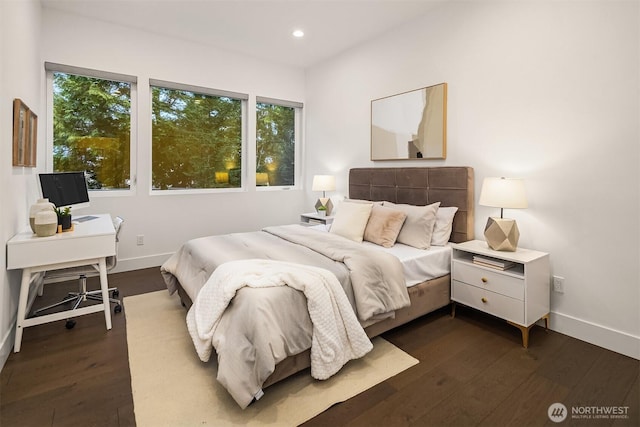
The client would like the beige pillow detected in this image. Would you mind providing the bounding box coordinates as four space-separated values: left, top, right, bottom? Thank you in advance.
363 205 407 248
431 206 458 246
329 201 373 243
383 201 440 249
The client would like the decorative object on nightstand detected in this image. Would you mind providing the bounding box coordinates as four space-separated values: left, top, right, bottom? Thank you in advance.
479 177 528 251
312 174 335 215
451 240 550 348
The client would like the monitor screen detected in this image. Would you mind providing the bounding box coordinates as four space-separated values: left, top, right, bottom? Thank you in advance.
39 172 90 209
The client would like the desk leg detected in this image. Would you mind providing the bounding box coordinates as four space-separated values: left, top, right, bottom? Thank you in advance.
14 268 33 353
99 258 112 330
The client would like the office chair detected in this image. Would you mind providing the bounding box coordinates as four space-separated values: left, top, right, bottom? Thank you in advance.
34 216 124 329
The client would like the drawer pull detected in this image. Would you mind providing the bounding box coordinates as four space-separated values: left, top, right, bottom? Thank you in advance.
481 297 488 303
481 277 488 283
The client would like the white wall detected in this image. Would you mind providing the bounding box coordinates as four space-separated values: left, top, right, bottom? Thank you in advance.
40 8 308 270
0 0 43 367
305 1 639 358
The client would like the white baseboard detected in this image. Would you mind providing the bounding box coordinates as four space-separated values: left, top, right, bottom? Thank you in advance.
0 327 14 372
550 311 640 360
111 253 174 274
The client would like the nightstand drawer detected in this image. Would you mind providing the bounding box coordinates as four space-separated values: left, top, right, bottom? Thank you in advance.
452 262 524 300
452 281 525 325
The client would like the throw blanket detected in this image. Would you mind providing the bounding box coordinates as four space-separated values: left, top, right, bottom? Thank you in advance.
187 259 373 408
264 225 411 321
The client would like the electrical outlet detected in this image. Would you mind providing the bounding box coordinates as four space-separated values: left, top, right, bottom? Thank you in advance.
136 235 144 246
553 275 565 293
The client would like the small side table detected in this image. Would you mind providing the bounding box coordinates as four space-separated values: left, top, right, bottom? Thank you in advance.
300 212 334 226
451 240 550 348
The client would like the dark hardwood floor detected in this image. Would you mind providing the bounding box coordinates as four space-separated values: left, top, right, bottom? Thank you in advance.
1 268 638 427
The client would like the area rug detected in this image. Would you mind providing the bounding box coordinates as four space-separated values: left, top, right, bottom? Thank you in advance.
125 290 418 426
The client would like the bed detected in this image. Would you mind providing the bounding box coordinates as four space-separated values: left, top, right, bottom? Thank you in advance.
161 166 474 408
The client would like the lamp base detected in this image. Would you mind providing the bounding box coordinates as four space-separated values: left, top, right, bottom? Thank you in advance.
315 197 333 216
484 217 520 252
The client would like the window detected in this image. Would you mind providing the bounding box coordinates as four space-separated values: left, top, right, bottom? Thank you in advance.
150 80 247 190
47 63 135 190
256 97 302 187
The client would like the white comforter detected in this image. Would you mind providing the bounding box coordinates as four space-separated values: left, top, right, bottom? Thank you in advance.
187 258 373 408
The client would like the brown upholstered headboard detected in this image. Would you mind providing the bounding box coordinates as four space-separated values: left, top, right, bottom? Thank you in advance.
349 167 474 243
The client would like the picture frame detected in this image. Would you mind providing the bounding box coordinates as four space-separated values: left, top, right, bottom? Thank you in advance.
371 82 447 161
12 98 36 167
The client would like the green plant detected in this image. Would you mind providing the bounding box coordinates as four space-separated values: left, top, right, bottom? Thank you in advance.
55 206 71 217
317 205 327 211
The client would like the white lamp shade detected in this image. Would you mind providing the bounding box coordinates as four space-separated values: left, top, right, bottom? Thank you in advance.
312 175 336 192
479 177 528 209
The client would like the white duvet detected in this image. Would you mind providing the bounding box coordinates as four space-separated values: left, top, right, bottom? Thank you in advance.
186 258 373 407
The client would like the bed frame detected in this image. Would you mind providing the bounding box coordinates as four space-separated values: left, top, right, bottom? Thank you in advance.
176 166 474 388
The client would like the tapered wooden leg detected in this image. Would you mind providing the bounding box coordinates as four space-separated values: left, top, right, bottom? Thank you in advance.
508 314 550 348
451 302 456 318
542 313 550 330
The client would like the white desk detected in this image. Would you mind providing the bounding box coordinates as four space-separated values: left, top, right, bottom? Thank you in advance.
7 214 116 352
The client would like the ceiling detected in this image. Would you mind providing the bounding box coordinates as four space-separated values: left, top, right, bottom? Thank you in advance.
41 0 443 68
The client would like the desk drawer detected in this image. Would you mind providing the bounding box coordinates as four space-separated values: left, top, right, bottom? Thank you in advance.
452 280 525 325
452 262 524 300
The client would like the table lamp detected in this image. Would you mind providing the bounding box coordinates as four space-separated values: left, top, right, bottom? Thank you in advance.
479 177 528 251
312 175 335 215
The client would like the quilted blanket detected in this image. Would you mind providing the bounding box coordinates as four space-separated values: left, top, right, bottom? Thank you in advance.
187 259 373 408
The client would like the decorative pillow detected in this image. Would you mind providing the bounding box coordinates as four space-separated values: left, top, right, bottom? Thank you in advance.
431 206 458 246
363 205 407 248
329 201 373 243
383 201 440 249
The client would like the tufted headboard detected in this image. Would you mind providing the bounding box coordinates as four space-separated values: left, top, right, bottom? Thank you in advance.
349 167 474 243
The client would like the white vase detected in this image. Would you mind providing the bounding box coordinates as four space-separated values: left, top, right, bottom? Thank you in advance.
34 210 58 237
29 198 56 233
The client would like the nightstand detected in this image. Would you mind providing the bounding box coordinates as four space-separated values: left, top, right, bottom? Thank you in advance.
299 212 334 226
451 240 550 348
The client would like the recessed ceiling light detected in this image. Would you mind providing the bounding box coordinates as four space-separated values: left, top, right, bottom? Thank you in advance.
292 29 304 38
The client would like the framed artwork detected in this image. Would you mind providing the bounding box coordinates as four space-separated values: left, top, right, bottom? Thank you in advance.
12 98 36 167
371 82 447 160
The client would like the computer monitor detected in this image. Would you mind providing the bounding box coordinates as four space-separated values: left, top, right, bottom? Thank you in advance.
39 172 90 210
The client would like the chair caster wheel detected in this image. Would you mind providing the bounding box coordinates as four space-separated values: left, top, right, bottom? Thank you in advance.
65 319 76 329
114 304 122 314
112 289 119 298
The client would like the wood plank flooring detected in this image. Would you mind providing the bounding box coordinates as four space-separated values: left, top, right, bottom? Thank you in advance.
1 268 638 426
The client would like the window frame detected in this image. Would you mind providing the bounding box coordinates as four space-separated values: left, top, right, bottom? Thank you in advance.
149 79 249 194
45 62 138 198
255 96 303 191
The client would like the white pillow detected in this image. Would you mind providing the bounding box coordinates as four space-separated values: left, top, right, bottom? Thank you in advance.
431 206 458 246
329 201 373 243
383 201 440 249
